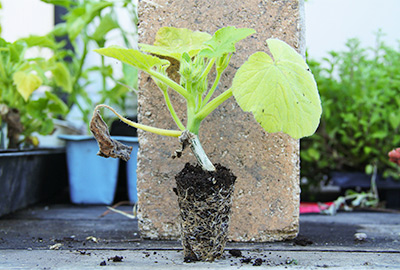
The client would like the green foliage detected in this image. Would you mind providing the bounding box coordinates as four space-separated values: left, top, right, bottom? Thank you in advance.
232 39 321 139
96 27 321 140
301 34 400 186
44 0 139 125
0 36 70 147
0 0 138 148
95 47 170 72
139 27 212 60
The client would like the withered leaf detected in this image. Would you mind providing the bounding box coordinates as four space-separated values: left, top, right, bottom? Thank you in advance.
90 110 133 161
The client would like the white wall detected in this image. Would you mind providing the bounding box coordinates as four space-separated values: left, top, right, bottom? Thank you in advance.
1 0 54 41
305 0 400 60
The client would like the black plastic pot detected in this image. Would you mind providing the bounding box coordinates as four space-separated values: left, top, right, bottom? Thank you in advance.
0 148 68 217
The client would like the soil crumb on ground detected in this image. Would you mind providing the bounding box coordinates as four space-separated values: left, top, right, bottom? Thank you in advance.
229 249 243 257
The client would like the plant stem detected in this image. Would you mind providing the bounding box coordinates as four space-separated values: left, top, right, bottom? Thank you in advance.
162 90 185 130
202 69 222 106
95 104 182 137
199 58 215 81
180 130 215 172
196 88 233 121
148 69 189 99
189 134 216 171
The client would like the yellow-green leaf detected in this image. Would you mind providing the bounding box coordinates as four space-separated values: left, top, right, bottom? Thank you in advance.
231 39 322 139
13 71 43 101
139 27 212 60
94 46 169 71
199 26 255 58
51 62 73 93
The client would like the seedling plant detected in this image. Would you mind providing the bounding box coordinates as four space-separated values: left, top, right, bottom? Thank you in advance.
91 26 322 171
90 26 321 262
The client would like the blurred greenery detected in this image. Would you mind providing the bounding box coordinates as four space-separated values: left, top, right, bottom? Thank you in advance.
301 31 400 191
0 0 138 148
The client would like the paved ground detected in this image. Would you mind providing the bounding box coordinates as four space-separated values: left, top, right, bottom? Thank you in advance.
0 205 399 269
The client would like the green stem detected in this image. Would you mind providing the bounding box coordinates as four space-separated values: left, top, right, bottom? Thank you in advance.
100 55 107 103
148 69 189 99
95 104 182 137
202 69 222 106
199 58 215 81
72 37 88 90
196 88 233 121
162 90 185 131
186 96 201 135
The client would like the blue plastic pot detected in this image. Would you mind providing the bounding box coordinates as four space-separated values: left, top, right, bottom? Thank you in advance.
59 135 139 205
59 135 119 205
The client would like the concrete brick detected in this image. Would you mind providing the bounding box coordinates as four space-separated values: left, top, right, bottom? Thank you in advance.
136 0 304 241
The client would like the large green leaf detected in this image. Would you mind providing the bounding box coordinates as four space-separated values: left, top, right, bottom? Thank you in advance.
13 71 43 101
94 46 169 71
139 27 212 60
231 39 322 139
199 26 255 58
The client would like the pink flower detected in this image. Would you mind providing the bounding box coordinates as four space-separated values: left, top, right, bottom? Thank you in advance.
388 148 400 166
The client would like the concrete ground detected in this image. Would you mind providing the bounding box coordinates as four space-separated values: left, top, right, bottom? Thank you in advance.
0 205 399 269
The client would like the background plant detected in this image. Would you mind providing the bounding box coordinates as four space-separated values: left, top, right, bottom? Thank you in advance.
0 35 69 148
42 0 138 128
301 32 400 191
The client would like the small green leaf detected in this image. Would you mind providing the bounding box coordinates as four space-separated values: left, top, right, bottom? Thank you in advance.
139 27 212 60
91 13 119 43
199 26 255 58
389 112 400 130
45 91 69 115
65 2 113 40
232 39 322 139
94 46 170 71
20 35 58 49
13 71 43 101
51 62 73 93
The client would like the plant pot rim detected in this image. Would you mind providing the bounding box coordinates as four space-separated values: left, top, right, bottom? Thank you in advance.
58 134 138 143
0 147 65 157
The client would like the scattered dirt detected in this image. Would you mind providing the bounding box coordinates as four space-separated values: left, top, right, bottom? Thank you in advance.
240 257 253 264
253 258 265 266
108 255 123 262
293 235 314 246
228 249 243 257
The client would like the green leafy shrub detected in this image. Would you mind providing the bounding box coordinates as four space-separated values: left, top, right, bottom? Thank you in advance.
0 36 70 148
43 0 138 125
301 33 400 187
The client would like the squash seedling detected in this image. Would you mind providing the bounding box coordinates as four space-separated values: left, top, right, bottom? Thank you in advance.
90 26 322 261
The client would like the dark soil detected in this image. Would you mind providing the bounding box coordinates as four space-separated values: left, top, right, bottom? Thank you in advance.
229 249 243 257
174 163 237 200
292 235 314 246
108 255 123 262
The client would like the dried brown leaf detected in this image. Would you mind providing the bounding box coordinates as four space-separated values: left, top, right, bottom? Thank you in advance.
90 110 133 161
